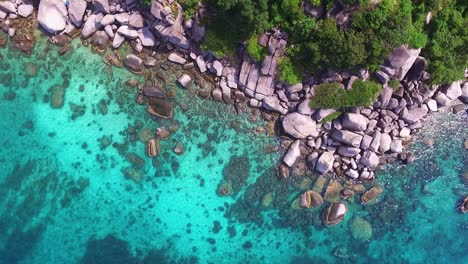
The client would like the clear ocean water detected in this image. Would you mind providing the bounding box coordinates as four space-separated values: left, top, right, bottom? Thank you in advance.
0 32 467 264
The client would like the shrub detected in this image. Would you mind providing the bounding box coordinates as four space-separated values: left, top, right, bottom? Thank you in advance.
278 57 303 84
388 79 400 90
320 111 342 123
246 34 267 62
309 80 382 109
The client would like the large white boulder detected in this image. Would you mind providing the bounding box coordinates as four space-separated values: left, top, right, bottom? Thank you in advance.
283 113 318 139
38 0 68 34
68 0 87 27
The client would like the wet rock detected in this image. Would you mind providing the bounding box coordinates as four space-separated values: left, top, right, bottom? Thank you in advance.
105 53 122 68
24 62 38 77
146 139 160 157
49 84 66 109
38 0 68 34
350 216 372 241
138 128 153 143
315 151 335 174
296 190 323 209
452 104 465 114
282 113 318 139
156 127 170 139
174 142 184 155
143 86 166 98
341 113 368 131
124 54 144 73
324 202 347 226
324 180 343 202
275 163 289 180
217 179 232 196
177 74 192 89
122 167 143 182
147 98 174 119
361 186 383 205
461 197 468 214
283 140 301 167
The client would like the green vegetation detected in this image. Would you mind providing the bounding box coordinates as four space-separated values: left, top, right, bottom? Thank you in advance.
180 0 199 19
388 79 400 90
320 111 342 123
422 1 468 84
309 80 382 109
246 34 267 62
197 0 466 84
278 57 303 84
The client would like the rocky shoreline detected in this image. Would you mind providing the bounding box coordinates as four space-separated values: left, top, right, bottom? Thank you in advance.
1 0 467 224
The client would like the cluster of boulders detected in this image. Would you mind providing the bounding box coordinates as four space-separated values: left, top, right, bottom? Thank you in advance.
0 0 33 37
1 0 467 223
277 45 467 184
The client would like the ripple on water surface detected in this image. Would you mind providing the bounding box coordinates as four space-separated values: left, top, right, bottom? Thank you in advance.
0 33 467 264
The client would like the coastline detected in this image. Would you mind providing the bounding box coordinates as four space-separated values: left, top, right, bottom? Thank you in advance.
0 2 467 263
1 0 467 224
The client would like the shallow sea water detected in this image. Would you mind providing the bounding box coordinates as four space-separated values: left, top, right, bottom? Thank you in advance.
0 33 467 264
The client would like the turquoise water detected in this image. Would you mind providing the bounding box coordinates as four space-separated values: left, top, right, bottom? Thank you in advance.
0 33 467 264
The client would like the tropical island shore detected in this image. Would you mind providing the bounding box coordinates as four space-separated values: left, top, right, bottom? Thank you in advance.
0 0 467 225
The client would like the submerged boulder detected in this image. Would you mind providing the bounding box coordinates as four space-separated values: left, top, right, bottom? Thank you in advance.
350 216 373 241
296 190 323 209
324 202 347 226
123 54 144 73
361 186 383 205
147 98 174 119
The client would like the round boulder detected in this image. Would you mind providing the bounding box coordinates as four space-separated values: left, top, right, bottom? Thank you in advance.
282 112 318 139
324 202 348 226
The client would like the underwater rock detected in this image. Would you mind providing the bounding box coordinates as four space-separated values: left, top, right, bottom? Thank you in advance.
350 216 373 241
138 128 153 143
217 179 232 196
99 136 112 150
124 54 144 73
296 190 323 209
147 98 174 119
24 62 38 77
49 84 66 109
127 153 145 167
174 142 184 155
340 189 354 200
156 127 170 139
324 202 347 226
262 192 274 207
177 74 192 89
146 139 159 157
361 186 384 205
143 86 166 99
461 197 468 214
69 103 86 120
324 180 343 202
276 163 290 180
122 167 143 182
